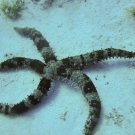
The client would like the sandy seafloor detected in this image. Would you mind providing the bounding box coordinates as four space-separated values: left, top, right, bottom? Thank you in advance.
0 0 135 135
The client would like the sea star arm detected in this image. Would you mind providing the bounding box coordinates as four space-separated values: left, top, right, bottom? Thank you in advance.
60 48 135 70
48 66 101 135
0 57 53 114
0 77 51 114
14 27 57 63
0 57 46 74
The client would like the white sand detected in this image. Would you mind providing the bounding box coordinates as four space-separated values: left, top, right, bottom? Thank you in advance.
0 0 135 135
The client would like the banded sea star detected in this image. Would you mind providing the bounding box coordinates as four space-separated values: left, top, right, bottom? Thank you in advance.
0 27 135 135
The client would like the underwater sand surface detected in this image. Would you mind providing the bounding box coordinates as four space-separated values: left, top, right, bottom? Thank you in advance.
0 0 135 135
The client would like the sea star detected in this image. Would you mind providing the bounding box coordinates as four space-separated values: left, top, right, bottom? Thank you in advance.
0 27 135 135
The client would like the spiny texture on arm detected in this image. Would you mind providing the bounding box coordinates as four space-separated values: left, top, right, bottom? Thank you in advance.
59 48 135 70
14 27 57 63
